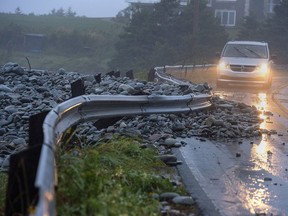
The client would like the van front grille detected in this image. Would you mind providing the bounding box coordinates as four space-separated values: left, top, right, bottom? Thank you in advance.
230 65 256 72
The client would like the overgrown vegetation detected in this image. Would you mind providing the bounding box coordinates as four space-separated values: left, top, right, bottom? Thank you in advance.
109 0 228 72
236 0 288 64
56 135 195 216
1 0 287 73
0 13 124 72
0 172 7 215
0 136 198 215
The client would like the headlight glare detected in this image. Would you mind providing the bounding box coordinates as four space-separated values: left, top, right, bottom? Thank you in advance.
218 62 229 70
257 64 268 74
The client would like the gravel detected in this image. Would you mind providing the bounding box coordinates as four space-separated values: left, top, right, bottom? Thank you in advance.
0 62 267 171
0 62 274 215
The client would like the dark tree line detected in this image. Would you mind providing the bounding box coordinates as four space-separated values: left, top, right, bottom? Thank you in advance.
231 0 288 64
109 0 228 72
49 7 77 17
110 0 288 72
10 6 77 17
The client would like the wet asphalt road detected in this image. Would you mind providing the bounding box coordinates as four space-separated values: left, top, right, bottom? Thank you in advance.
174 76 288 216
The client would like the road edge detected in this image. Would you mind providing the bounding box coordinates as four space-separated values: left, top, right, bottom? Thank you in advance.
173 148 222 216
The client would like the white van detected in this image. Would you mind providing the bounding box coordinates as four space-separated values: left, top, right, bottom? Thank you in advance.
216 41 274 88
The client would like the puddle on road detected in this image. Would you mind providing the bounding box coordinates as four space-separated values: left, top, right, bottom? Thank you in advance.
213 89 288 214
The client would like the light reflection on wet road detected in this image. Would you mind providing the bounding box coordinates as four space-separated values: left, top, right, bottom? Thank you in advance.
175 76 288 215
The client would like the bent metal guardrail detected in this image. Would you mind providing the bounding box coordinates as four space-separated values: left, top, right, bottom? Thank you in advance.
154 64 215 85
32 93 211 215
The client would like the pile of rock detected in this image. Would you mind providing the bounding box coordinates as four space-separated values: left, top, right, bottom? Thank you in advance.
0 62 263 171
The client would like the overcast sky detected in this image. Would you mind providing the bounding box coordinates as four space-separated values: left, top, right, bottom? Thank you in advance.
0 0 133 17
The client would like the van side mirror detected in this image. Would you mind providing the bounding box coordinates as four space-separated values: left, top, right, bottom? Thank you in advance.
271 54 277 60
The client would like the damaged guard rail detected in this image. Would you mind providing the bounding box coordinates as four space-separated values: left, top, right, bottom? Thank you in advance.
34 93 211 215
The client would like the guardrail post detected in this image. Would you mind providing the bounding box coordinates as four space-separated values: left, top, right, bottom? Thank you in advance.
5 111 49 216
148 68 156 81
63 79 86 143
126 70 134 79
71 79 85 97
94 73 101 83
114 70 120 78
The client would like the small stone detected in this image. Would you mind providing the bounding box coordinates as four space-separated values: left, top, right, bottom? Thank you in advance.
160 192 180 201
151 193 159 200
72 150 79 156
119 122 127 128
267 150 273 155
164 138 177 146
278 134 283 136
12 138 26 146
157 155 177 164
172 196 195 205
264 177 272 181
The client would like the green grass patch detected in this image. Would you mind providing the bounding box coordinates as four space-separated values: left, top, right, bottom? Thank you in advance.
0 14 124 34
0 49 113 73
57 135 186 216
0 14 125 73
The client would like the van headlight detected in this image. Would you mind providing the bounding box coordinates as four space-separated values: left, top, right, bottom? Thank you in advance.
257 64 268 74
218 62 229 70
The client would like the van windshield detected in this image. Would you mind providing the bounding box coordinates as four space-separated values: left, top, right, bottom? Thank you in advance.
222 44 268 58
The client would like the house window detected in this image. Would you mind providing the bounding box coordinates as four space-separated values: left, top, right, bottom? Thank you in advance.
215 10 236 26
267 0 278 13
206 0 212 7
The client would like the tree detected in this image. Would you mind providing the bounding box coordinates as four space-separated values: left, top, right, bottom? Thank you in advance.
15 7 22 15
50 8 56 15
66 7 76 17
237 16 262 41
260 0 288 63
109 0 228 72
54 8 65 17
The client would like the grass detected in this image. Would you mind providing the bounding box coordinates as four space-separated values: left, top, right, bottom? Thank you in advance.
56 135 195 216
0 13 125 73
0 14 124 34
0 172 7 215
0 49 113 73
0 135 198 215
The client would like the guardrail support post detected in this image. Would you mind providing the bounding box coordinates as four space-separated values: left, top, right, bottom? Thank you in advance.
114 70 120 78
126 70 134 79
148 68 156 81
71 79 85 97
94 73 101 83
5 111 49 216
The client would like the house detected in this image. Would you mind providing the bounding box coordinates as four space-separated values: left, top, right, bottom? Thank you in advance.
126 0 281 27
24 33 46 53
207 0 281 27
